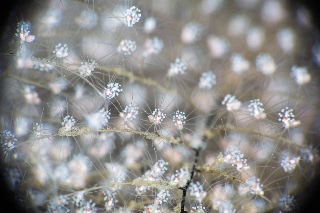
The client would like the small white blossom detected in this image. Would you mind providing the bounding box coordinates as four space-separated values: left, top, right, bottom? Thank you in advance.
181 22 203 44
117 39 136 55
279 195 296 211
222 94 241 111
86 108 111 130
156 189 170 205
248 99 266 119
119 103 139 121
290 66 311 85
104 190 118 211
15 21 35 43
62 115 76 132
199 70 216 89
281 156 300 173
53 43 69 58
224 146 250 171
173 110 186 130
103 82 122 99
80 200 97 213
143 37 163 57
230 54 250 74
168 58 187 77
148 109 166 125
256 53 276 75
79 60 96 77
278 107 301 128
124 6 141 27
207 35 229 58
170 168 190 187
245 176 264 196
189 181 207 203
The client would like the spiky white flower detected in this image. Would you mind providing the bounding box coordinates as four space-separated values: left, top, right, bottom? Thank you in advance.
168 58 187 77
189 181 207 203
53 43 68 58
61 115 76 132
120 103 139 122
103 82 123 99
124 6 141 27
248 99 266 119
245 176 264 196
230 54 250 74
173 110 186 130
256 53 276 75
281 156 300 173
181 22 203 44
143 37 163 57
199 70 216 89
117 39 136 55
290 66 311 85
148 109 166 125
79 60 96 77
222 94 241 111
224 146 250 171
278 107 301 128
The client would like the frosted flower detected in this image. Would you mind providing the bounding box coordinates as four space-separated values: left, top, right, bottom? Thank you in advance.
144 17 156 33
280 156 300 173
256 53 276 75
103 82 123 99
198 70 216 89
144 159 168 181
53 43 69 58
61 115 76 132
143 37 163 57
119 103 139 122
224 146 249 171
181 22 203 44
279 195 296 211
222 94 242 111
79 60 96 77
1 130 17 156
117 39 136 55
104 190 118 211
15 21 35 43
148 109 166 125
170 168 190 187
278 107 301 128
32 123 43 137
155 189 170 205
173 110 186 130
248 99 266 119
33 59 54 72
124 6 141 27
80 200 97 213
189 181 207 203
277 28 295 53
207 35 229 58
86 108 111 130
290 66 311 85
168 58 187 77
72 191 85 207
230 54 250 74
245 176 264 196
23 85 41 105
47 195 69 213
